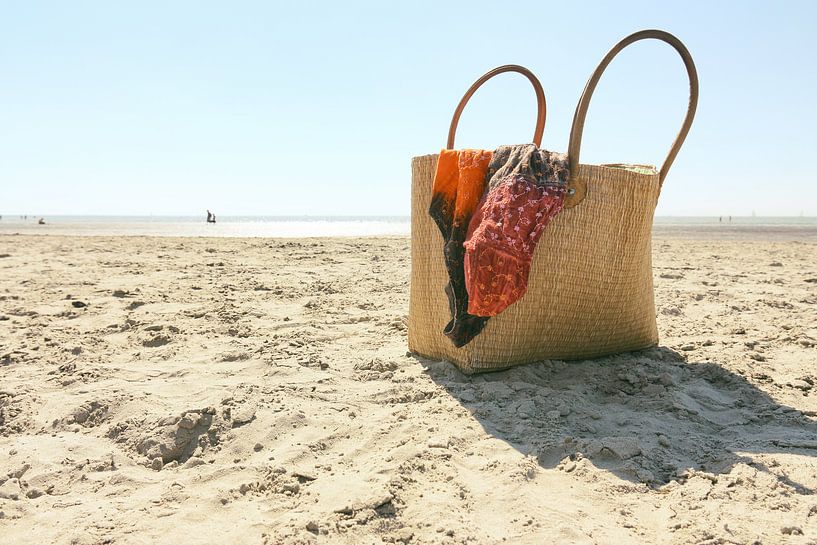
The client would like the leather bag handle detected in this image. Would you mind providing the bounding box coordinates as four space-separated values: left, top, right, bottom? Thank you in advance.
447 65 546 150
567 29 699 188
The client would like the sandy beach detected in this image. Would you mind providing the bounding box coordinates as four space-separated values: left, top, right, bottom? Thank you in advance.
1 232 816 544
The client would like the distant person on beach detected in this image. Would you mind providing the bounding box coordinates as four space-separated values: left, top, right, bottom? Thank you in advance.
38 218 45 225
206 210 216 224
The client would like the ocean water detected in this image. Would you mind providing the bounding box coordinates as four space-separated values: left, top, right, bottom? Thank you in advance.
653 216 817 226
0 215 411 238
0 215 816 239
652 216 817 241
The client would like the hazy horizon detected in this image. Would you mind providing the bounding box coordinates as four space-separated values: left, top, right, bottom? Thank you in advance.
2 213 817 219
3 212 816 240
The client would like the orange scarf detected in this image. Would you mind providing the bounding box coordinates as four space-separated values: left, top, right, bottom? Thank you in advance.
428 149 492 347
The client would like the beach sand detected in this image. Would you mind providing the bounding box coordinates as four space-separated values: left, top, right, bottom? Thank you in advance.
1 233 816 544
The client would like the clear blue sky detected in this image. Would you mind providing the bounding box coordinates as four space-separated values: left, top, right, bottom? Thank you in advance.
1 0 815 216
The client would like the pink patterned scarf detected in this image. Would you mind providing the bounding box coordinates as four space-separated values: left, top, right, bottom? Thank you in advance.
464 145 569 317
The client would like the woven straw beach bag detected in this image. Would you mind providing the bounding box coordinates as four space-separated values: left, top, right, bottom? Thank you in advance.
408 29 699 373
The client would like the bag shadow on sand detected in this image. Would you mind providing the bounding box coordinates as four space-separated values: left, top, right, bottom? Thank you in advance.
415 346 817 491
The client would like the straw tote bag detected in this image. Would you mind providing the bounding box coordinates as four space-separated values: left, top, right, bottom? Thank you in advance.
409 29 699 373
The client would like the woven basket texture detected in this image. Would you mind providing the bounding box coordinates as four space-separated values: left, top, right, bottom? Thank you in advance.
408 153 660 374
